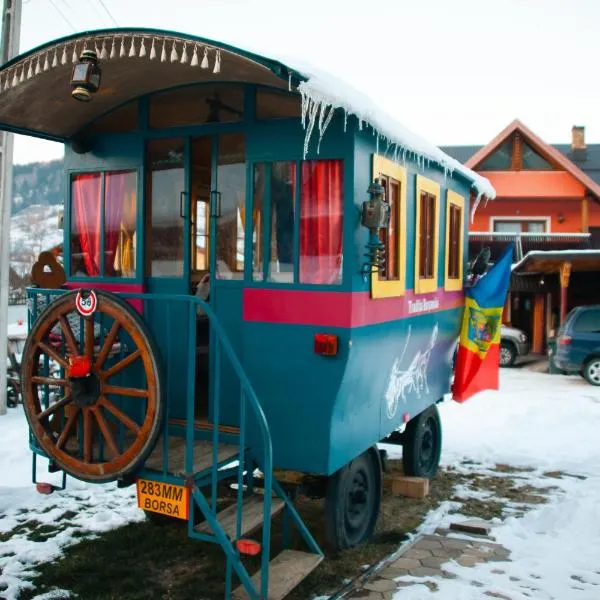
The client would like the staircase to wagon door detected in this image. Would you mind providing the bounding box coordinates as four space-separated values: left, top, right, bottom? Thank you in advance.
25 289 323 600
136 293 324 600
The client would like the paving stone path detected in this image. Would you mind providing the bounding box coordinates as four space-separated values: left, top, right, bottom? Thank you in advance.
348 528 511 599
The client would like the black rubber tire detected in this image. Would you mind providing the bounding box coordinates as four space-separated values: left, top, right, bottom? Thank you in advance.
324 446 382 551
499 341 516 367
402 404 442 479
583 358 600 386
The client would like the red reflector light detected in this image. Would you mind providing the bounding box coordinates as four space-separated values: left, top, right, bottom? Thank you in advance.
68 355 91 378
235 539 261 556
403 412 411 424
558 336 572 346
36 482 54 495
314 333 338 356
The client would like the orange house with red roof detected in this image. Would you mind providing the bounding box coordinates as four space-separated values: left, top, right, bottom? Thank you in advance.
443 120 600 355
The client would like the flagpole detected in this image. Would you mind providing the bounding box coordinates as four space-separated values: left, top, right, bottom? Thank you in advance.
0 0 22 416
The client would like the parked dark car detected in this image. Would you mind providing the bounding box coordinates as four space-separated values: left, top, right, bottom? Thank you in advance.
554 305 600 386
499 325 530 367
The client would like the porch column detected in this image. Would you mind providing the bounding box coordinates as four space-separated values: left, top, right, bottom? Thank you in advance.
532 294 545 354
582 194 590 233
559 261 572 325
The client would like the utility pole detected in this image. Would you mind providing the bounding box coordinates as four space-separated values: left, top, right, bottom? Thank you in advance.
0 0 22 416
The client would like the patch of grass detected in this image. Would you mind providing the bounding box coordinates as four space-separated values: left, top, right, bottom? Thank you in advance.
0 519 70 545
493 464 535 474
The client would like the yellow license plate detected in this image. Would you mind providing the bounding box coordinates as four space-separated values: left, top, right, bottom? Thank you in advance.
136 479 189 520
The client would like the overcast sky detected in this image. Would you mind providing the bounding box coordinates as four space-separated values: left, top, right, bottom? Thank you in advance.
8 0 600 164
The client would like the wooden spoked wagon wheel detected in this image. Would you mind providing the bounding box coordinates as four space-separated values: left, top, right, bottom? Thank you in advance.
21 290 163 483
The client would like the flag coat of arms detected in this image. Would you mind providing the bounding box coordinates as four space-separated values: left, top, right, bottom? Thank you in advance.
452 244 514 403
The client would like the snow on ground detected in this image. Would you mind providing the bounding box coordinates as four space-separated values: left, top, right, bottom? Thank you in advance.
0 408 144 600
383 369 600 600
1 370 600 599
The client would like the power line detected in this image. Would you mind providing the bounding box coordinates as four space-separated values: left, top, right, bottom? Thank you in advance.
47 0 77 31
97 0 118 26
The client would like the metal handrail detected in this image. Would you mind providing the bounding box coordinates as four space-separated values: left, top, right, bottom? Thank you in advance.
26 288 273 599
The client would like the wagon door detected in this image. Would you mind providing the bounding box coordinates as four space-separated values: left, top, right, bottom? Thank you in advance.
144 138 191 419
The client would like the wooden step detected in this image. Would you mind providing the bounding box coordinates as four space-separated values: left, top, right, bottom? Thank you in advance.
144 437 239 476
194 495 285 539
232 550 323 600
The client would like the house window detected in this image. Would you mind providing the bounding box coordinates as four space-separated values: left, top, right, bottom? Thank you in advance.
414 175 440 294
493 220 547 233
251 159 343 285
370 154 407 298
71 170 137 278
479 139 513 170
444 190 464 291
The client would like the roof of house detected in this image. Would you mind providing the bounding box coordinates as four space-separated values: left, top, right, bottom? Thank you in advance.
441 129 600 188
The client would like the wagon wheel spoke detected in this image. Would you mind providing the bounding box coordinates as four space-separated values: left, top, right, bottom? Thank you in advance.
59 316 79 356
83 408 93 462
102 349 141 380
100 397 141 434
37 394 72 421
96 321 120 370
84 317 95 359
93 406 120 458
31 376 68 387
103 384 148 398
37 341 69 369
56 407 80 449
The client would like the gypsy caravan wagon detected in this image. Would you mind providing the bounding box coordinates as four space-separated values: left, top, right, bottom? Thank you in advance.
0 28 494 599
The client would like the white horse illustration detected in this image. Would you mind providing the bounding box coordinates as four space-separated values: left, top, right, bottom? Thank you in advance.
385 323 439 420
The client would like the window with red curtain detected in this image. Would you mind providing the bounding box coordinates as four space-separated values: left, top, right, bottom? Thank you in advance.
71 170 137 278
71 173 102 277
300 160 344 285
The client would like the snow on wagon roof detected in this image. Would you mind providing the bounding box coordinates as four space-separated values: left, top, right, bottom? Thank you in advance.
278 56 496 204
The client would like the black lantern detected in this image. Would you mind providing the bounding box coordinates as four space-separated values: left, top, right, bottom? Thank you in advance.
71 49 102 102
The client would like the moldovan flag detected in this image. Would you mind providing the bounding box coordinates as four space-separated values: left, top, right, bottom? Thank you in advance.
452 244 514 403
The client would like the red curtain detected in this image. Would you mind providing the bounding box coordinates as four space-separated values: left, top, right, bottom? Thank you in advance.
300 160 343 284
72 174 102 276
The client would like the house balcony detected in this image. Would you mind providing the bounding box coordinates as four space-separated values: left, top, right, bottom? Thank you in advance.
468 231 593 262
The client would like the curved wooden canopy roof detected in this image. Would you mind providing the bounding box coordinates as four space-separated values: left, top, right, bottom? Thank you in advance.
0 28 299 141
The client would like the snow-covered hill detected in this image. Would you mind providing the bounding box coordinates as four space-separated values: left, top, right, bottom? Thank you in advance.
10 204 63 278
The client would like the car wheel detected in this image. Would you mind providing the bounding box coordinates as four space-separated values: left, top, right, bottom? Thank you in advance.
499 342 516 367
583 358 600 386
402 405 442 479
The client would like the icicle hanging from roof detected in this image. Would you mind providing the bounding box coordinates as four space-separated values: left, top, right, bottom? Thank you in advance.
213 50 221 74
128 37 136 58
150 38 156 60
43 53 50 71
180 43 188 64
170 41 178 62
160 39 167 62
201 47 209 69
139 38 147 58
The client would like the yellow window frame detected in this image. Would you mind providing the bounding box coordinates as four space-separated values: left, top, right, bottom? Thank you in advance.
414 175 440 295
371 154 407 299
444 190 465 292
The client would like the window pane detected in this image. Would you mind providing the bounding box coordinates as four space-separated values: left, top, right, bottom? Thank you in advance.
448 204 461 279
216 133 246 279
526 221 546 233
522 141 553 170
71 173 102 277
419 192 436 279
104 171 137 277
256 89 301 120
574 311 600 333
252 164 266 280
191 137 212 273
146 139 185 277
378 177 400 281
479 138 513 170
494 221 522 233
149 84 244 129
270 161 296 282
300 160 343 285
